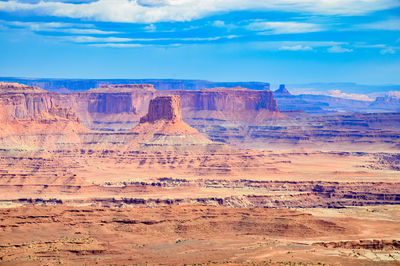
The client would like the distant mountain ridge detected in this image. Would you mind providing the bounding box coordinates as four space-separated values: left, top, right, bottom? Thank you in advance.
0 77 270 92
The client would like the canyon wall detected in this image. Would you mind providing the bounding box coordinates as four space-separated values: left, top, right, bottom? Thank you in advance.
0 82 56 120
1 83 280 130
165 87 278 112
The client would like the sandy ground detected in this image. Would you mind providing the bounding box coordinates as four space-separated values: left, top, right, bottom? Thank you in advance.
0 147 399 265
1 205 400 265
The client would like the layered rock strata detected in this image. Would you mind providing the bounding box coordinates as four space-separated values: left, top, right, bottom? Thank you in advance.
0 83 283 131
0 82 55 121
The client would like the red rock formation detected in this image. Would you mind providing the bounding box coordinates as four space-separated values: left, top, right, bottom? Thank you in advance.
35 106 80 123
0 82 284 130
0 82 54 121
139 96 182 123
166 87 279 112
131 96 211 146
0 105 89 149
160 87 284 123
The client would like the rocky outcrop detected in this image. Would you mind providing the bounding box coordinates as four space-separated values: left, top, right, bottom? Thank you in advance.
274 84 291 96
313 240 400 250
131 95 212 146
139 96 181 123
34 106 80 123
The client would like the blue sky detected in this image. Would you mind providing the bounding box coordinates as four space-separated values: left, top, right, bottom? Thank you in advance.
0 0 399 85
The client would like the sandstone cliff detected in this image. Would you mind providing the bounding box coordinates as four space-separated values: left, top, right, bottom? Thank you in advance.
0 106 89 149
160 87 284 124
0 82 55 121
47 84 283 131
0 82 284 132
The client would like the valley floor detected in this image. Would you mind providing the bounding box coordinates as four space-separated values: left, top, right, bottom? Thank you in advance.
0 147 399 265
0 205 400 265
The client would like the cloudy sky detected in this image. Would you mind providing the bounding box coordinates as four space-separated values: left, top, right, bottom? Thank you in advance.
0 0 399 84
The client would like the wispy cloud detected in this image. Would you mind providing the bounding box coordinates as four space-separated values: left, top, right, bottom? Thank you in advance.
246 21 323 34
0 0 398 23
279 44 312 51
2 20 118 34
64 36 133 43
327 45 353 53
61 34 239 44
354 43 398 55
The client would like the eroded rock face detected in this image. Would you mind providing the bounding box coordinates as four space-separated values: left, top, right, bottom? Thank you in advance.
139 96 182 123
0 82 283 130
166 87 279 112
35 106 80 123
0 82 54 121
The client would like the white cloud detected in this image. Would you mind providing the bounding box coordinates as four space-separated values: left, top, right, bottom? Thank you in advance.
64 36 133 43
327 45 353 53
328 90 373 101
213 20 227 28
2 20 118 34
279 44 312 51
247 21 323 34
0 0 398 23
61 35 238 45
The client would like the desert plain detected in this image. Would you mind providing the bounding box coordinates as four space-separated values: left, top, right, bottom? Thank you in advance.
0 82 399 265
